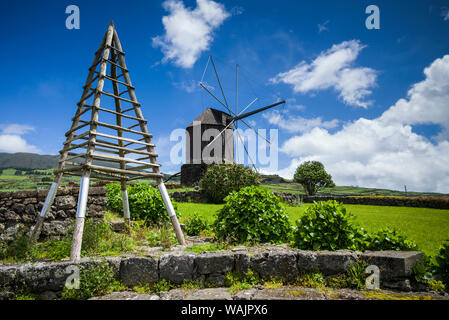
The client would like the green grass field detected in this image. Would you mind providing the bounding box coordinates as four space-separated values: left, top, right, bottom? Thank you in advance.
176 202 449 257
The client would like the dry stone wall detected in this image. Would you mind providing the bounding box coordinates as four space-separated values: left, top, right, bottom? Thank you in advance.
0 246 425 299
0 187 107 241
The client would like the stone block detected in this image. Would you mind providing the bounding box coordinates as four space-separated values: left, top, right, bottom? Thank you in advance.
315 250 360 276
120 257 159 287
360 250 423 280
159 251 196 284
195 251 234 275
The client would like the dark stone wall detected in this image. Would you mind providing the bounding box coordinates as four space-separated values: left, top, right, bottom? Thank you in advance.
0 187 106 241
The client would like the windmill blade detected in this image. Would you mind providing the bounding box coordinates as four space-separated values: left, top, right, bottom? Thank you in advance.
239 118 271 145
199 82 233 115
203 119 235 151
210 55 230 109
201 55 211 83
235 129 258 171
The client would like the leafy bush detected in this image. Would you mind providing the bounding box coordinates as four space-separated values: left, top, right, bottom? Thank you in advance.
183 213 211 236
293 201 367 251
61 261 125 300
434 241 449 290
214 186 291 244
199 164 261 203
293 161 335 196
105 183 180 225
366 228 418 251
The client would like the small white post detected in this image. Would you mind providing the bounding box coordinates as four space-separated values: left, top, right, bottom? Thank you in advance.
70 173 90 261
121 186 131 228
29 181 60 244
158 182 186 245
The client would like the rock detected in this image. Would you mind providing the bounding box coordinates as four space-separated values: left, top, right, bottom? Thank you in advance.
54 196 76 210
24 204 36 215
195 251 234 275
382 279 413 292
315 250 360 276
41 221 71 237
109 220 125 233
250 287 326 300
40 291 58 300
250 249 298 281
89 291 160 300
361 251 423 281
23 198 37 205
160 288 233 300
233 288 259 300
159 251 196 284
0 223 4 234
234 252 250 273
297 250 319 272
11 203 26 215
120 257 159 287
56 210 67 219
1 210 21 222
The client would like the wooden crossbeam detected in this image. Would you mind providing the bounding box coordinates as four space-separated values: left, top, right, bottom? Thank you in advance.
87 164 163 178
93 141 158 157
98 90 141 106
121 106 135 113
94 131 154 147
91 152 159 167
95 121 151 137
96 106 145 122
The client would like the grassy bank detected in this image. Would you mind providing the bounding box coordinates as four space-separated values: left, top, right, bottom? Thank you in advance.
177 202 449 256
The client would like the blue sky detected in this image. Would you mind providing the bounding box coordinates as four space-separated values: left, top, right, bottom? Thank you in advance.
1 0 449 192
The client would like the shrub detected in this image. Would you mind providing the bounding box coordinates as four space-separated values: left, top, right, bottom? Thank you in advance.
293 161 335 196
366 228 418 251
105 183 180 225
293 201 367 251
214 186 291 244
199 164 261 203
434 241 449 290
183 213 211 236
61 261 125 300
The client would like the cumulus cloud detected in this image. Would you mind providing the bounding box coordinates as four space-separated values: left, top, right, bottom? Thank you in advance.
274 55 449 193
0 124 40 153
262 110 339 134
152 0 230 68
270 40 377 108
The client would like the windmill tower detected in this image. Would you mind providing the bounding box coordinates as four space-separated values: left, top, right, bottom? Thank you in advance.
29 22 185 261
180 56 285 186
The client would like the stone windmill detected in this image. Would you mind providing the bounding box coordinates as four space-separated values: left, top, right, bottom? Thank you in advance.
181 56 285 186
29 22 185 261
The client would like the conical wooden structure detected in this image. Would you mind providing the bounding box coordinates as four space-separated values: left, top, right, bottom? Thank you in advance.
29 22 185 261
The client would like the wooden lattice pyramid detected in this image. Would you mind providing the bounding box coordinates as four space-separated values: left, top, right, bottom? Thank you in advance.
30 22 185 261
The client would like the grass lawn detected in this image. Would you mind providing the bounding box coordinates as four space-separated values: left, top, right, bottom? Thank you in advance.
176 202 449 257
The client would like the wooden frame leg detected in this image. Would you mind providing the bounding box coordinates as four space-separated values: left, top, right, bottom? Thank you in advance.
29 181 59 244
70 171 90 261
120 181 131 227
158 182 185 245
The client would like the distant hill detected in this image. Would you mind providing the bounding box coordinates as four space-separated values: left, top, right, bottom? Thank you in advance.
0 153 58 170
0 152 178 182
260 174 290 184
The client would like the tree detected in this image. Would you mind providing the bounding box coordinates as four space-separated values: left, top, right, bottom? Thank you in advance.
293 161 335 196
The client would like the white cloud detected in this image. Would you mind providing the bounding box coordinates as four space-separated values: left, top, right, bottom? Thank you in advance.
0 124 40 153
0 124 35 135
262 110 339 134
152 0 230 69
274 55 449 193
270 40 377 108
